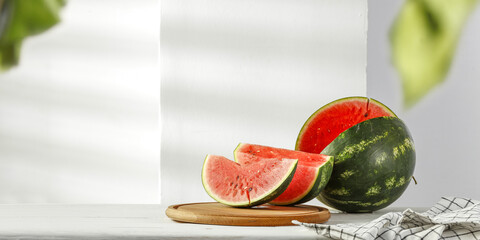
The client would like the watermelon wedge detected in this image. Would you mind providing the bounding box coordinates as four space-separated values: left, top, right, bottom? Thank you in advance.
234 143 333 205
202 155 297 207
296 96 396 154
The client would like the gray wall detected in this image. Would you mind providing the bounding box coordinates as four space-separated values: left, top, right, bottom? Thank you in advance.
368 0 480 207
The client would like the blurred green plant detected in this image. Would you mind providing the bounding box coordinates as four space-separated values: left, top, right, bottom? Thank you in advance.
390 0 478 108
0 0 65 71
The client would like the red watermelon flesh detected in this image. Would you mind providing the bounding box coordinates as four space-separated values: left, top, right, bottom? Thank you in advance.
296 97 396 154
202 155 297 207
234 143 333 205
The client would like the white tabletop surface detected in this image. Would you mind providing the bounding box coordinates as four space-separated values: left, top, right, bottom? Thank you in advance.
0 204 427 239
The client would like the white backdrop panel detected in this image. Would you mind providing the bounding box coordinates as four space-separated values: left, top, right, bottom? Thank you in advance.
161 0 368 205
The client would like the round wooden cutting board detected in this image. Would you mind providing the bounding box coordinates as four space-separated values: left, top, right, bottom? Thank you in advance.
165 202 330 226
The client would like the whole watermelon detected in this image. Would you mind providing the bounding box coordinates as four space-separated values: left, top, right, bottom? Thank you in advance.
318 116 415 212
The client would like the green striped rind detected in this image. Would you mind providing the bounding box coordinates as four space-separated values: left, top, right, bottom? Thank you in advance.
295 96 397 150
293 156 334 204
318 117 415 212
201 155 298 208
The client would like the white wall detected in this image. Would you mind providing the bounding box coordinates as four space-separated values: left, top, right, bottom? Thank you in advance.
0 0 160 203
161 0 368 206
368 0 480 207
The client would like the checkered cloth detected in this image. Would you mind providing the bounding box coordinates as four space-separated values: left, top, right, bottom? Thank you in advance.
293 197 480 240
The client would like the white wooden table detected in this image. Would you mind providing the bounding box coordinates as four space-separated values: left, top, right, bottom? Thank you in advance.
0 204 427 239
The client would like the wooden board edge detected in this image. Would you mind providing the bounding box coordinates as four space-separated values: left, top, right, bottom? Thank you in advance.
165 203 331 226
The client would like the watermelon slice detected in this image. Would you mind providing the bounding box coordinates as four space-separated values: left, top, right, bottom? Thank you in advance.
202 155 297 207
296 96 396 154
234 143 333 205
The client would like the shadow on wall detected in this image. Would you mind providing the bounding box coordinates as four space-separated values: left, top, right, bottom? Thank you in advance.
0 0 160 203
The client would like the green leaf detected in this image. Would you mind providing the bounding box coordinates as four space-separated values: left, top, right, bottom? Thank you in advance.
0 0 65 71
390 0 478 108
